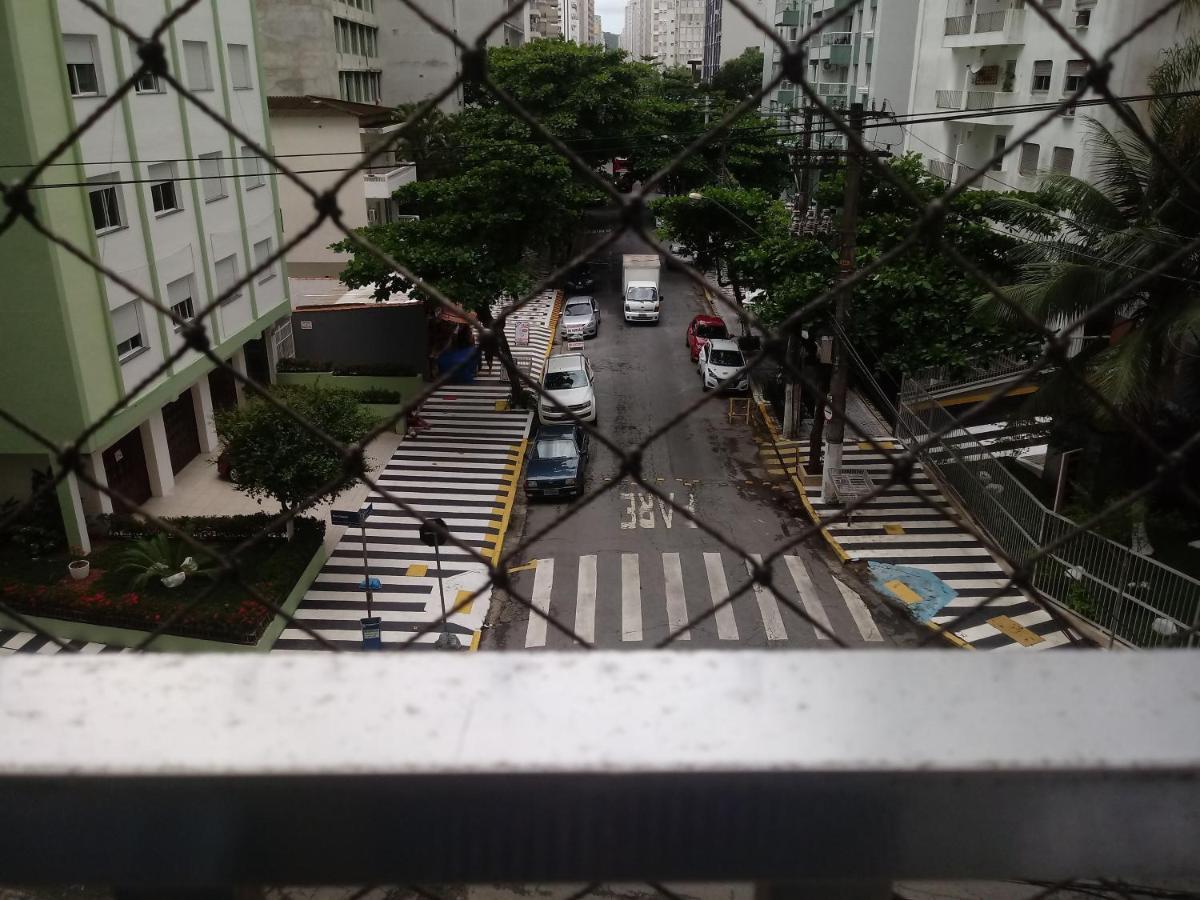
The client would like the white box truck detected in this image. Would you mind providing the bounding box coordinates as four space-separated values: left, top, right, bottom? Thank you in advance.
622 254 662 324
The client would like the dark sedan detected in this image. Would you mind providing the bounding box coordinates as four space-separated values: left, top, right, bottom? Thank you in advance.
564 267 596 293
525 424 589 499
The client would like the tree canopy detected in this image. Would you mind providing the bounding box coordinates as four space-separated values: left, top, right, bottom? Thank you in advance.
709 47 764 102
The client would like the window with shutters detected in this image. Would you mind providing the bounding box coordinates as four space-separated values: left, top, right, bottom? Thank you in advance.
241 146 265 190
148 162 180 214
1052 146 1075 175
183 40 213 91
1064 60 1087 94
63 34 102 96
1019 142 1040 175
87 175 124 233
199 152 227 203
228 43 252 90
167 275 196 329
1031 60 1052 92
214 255 241 304
112 301 146 360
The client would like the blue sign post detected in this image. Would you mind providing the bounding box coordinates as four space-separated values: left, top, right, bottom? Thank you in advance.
331 505 380 649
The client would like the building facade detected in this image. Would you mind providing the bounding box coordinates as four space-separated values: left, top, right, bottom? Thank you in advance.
254 0 382 104
529 0 564 39
0 0 291 551
762 0 917 151
903 0 1191 190
653 0 707 68
703 0 768 81
375 0 524 111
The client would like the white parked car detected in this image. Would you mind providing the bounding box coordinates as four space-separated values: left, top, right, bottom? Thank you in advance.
539 353 597 424
697 338 749 393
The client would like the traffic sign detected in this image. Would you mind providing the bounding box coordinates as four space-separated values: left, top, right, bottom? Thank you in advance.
515 320 530 346
330 509 360 527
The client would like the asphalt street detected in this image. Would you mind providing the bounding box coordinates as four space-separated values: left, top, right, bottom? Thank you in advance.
484 229 924 650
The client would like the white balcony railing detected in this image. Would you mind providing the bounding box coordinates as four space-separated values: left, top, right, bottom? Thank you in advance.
934 89 1017 112
820 30 853 45
363 164 416 199
926 158 954 181
944 6 1026 39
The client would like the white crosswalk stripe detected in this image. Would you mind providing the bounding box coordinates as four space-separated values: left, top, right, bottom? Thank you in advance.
514 550 888 648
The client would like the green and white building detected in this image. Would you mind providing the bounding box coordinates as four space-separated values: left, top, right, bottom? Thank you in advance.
0 0 291 552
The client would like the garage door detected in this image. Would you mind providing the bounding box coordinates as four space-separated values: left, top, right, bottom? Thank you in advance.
162 392 201 475
102 429 151 511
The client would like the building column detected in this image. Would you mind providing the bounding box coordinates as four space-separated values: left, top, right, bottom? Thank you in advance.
55 470 91 556
230 348 248 404
78 451 114 516
191 377 219 454
139 410 175 498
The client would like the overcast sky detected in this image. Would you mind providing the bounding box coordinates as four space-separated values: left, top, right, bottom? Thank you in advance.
595 0 627 33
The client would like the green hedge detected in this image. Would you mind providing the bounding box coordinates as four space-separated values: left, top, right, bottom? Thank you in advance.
277 358 420 378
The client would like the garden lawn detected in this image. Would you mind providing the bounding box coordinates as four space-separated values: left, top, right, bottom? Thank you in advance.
0 515 323 645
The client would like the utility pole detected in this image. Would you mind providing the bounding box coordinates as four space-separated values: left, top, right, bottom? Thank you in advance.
783 104 814 440
820 102 865 504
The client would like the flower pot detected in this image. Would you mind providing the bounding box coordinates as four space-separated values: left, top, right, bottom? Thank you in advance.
160 571 187 589
68 559 90 581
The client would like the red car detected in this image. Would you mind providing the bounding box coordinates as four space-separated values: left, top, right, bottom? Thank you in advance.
686 314 730 362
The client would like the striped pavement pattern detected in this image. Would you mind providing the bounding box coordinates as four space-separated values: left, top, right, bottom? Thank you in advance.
765 438 1083 651
0 629 128 655
274 291 561 651
518 550 885 649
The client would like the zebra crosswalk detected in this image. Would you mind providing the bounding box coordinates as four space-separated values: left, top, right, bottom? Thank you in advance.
274 290 562 651
0 629 127 655
510 549 888 649
791 438 1083 651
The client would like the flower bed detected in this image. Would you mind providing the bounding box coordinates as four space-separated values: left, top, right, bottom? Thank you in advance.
0 514 324 645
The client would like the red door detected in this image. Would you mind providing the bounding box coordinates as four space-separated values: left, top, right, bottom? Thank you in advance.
102 429 152 511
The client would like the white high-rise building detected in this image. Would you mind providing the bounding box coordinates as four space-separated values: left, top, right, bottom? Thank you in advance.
903 0 1194 191
652 0 707 69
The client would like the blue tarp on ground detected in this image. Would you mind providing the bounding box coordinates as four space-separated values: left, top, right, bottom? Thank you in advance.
437 346 480 384
867 561 958 624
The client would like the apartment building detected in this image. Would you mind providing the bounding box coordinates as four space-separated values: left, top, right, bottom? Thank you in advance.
254 0 382 104
375 0 525 111
703 0 769 81
762 0 917 150
653 0 707 68
903 0 1190 190
0 0 291 552
529 0 565 39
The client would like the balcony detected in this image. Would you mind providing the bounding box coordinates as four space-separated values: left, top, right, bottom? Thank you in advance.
943 6 1026 47
362 164 416 200
774 0 800 26
816 31 853 65
933 88 1019 125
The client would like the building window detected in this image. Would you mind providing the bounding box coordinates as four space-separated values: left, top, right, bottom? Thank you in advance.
1064 59 1087 94
87 175 124 233
991 135 1006 172
1019 142 1040 176
1075 7 1092 27
241 146 265 190
254 238 276 283
129 38 163 93
147 162 181 214
1051 146 1075 175
214 254 241 303
112 301 145 360
198 152 227 203
227 43 252 90
183 40 213 91
63 34 102 97
1031 60 1053 93
167 275 196 329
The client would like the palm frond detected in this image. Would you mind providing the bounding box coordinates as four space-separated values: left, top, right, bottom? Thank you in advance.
1081 116 1151 212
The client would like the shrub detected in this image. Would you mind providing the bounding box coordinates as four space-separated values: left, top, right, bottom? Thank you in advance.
277 357 332 373
352 388 403 404
98 513 325 543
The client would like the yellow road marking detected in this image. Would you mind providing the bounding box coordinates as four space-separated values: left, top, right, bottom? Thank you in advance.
507 560 539 575
406 564 428 578
455 589 475 616
988 615 1044 646
883 579 922 606
469 630 481 651
883 523 906 535
859 440 896 450
495 399 510 412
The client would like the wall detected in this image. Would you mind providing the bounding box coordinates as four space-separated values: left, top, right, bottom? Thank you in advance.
270 111 368 277
291 305 428 373
252 0 338 98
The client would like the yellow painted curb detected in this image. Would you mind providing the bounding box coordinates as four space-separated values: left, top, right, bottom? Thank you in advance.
489 438 527 565
793 474 852 564
469 630 482 651
925 621 975 650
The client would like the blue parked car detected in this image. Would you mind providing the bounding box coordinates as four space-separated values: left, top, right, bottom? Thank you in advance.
525 424 589 499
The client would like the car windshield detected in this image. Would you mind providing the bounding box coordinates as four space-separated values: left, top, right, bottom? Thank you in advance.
710 349 745 367
627 286 657 302
696 323 728 339
536 439 577 459
565 303 592 317
544 369 588 390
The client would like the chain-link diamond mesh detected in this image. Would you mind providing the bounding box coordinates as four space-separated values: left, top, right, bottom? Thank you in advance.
2 0 1199 659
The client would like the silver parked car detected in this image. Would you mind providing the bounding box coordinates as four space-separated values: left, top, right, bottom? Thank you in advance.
562 296 600 339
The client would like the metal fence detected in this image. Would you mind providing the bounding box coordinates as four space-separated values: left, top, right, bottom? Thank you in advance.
897 379 1200 648
2 0 1200 890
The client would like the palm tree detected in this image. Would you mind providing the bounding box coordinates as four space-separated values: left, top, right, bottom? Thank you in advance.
984 39 1200 428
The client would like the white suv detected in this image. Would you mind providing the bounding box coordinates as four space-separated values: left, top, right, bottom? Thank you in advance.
539 353 597 424
697 339 749 392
